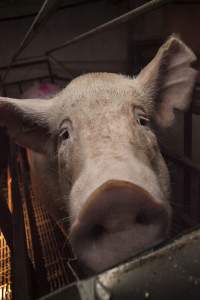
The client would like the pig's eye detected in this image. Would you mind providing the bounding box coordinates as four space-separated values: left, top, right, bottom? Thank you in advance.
58 119 72 143
134 108 150 127
137 115 150 127
59 128 70 141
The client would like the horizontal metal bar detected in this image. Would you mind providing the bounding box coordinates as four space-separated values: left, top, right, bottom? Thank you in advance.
3 75 55 87
95 226 200 300
0 57 48 72
46 0 173 55
39 226 200 299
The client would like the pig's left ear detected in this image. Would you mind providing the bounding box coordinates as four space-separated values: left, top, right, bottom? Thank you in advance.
137 36 198 127
0 97 52 153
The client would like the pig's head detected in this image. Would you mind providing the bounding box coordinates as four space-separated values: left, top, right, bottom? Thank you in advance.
0 36 197 273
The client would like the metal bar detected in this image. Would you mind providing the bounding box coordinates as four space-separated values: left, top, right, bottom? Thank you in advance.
19 148 50 296
190 173 200 222
0 57 48 72
47 59 55 83
10 0 60 57
18 82 23 95
2 85 7 97
46 0 174 55
0 172 13 249
4 76 55 87
9 143 33 300
38 227 200 300
48 55 75 79
95 227 200 300
1 0 61 85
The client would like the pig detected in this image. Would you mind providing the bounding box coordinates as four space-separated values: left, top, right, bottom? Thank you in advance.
0 36 197 273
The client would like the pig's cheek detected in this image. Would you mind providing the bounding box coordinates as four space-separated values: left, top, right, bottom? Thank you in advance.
143 130 159 160
58 145 71 180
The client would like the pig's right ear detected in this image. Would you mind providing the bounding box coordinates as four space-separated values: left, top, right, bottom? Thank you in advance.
0 97 52 153
137 36 198 127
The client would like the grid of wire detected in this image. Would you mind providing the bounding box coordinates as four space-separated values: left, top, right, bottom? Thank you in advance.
0 171 12 300
0 235 11 300
17 148 77 292
0 161 77 300
26 189 75 291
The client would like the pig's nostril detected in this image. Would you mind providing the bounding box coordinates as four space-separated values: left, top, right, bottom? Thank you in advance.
136 211 151 225
90 224 105 240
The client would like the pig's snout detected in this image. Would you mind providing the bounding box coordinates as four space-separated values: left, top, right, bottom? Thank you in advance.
70 180 170 273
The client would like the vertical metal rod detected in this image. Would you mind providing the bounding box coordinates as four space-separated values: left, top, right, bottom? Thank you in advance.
19 148 50 296
18 82 23 95
9 143 33 300
0 170 13 249
2 85 7 97
183 111 192 215
47 59 55 83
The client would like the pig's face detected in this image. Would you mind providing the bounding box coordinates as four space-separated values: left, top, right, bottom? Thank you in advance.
55 73 171 272
57 73 170 218
0 36 197 273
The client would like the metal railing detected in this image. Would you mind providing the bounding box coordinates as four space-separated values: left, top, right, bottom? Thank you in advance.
0 0 200 299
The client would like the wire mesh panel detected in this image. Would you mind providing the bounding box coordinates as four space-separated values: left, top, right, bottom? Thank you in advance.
0 60 78 299
0 170 12 300
23 188 75 291
0 144 77 299
0 232 11 300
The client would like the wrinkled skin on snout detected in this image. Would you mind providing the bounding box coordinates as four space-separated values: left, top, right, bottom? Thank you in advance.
0 36 197 273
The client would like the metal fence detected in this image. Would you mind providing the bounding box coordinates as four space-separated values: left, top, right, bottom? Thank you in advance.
0 0 200 299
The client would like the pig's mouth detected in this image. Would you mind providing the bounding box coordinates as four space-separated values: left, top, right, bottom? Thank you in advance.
69 180 171 273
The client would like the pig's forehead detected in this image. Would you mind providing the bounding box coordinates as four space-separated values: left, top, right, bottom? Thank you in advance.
57 73 147 109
